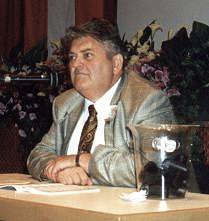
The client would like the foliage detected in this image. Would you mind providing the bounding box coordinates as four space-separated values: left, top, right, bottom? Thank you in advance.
125 21 209 123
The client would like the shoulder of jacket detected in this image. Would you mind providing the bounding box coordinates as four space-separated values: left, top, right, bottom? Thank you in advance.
53 89 79 106
121 70 160 101
127 70 159 92
118 71 163 115
53 88 83 121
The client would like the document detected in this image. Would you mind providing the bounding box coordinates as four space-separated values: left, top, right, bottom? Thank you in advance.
0 183 100 195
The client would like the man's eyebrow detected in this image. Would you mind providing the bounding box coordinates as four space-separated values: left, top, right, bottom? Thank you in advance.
69 48 93 54
80 48 93 53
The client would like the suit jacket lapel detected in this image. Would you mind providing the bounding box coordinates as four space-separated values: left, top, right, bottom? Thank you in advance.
103 73 126 146
111 73 126 105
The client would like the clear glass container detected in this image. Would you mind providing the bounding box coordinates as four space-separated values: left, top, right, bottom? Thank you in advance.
127 124 199 199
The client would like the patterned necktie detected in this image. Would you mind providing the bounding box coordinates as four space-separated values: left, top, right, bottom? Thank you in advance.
78 105 98 153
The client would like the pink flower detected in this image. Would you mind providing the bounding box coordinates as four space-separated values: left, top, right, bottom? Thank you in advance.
154 67 169 87
166 88 181 97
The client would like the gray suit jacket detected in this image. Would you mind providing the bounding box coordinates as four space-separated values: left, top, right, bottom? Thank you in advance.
27 71 175 187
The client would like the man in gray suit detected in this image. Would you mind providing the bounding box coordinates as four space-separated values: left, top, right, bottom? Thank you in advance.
27 18 175 187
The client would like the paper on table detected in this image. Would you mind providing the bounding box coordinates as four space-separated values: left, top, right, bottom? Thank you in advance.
120 190 147 203
0 183 100 195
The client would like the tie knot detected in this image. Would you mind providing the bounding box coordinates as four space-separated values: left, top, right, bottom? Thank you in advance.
88 105 97 117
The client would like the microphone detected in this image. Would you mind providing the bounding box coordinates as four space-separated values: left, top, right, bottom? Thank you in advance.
162 159 188 172
0 71 63 88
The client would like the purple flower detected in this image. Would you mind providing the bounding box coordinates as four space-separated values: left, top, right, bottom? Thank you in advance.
140 63 155 75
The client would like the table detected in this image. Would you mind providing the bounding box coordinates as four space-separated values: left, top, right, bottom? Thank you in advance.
0 173 209 221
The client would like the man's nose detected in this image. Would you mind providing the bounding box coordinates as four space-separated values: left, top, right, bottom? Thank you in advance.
71 57 84 69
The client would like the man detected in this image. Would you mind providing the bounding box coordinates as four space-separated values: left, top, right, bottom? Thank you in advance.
27 18 175 187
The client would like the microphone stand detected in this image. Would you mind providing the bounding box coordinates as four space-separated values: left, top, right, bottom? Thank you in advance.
160 146 166 200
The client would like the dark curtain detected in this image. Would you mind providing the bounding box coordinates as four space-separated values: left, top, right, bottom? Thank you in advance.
24 0 47 54
75 0 117 25
0 0 23 58
0 0 47 59
0 0 117 58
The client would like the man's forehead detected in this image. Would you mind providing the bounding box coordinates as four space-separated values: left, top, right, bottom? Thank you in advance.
69 36 103 52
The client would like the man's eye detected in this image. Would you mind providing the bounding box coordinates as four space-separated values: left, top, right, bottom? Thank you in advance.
68 54 76 61
84 52 93 59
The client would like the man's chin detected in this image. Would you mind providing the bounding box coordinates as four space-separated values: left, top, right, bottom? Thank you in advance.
74 84 96 100
74 82 89 93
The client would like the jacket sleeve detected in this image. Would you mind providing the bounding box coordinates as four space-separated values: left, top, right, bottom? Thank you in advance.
27 95 62 181
27 121 58 180
88 90 176 187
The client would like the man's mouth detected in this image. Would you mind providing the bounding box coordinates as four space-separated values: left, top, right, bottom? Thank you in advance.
74 71 88 75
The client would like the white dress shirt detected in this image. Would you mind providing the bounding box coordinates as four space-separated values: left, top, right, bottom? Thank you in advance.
67 78 121 155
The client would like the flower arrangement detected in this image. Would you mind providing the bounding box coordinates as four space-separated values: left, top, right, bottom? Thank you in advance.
0 46 71 156
125 20 209 124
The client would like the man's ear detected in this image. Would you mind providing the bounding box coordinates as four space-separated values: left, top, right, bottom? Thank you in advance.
112 54 123 75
